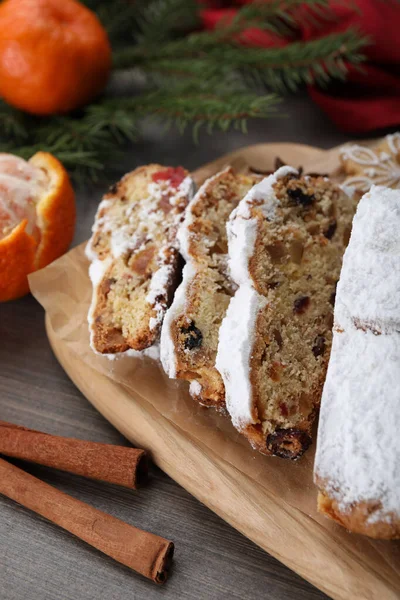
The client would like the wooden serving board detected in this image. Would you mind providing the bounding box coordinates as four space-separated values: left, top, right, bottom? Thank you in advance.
31 143 400 600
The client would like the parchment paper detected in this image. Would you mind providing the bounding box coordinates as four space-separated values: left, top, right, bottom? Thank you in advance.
29 142 400 600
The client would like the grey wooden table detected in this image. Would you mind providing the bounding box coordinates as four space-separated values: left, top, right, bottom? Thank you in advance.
0 96 374 600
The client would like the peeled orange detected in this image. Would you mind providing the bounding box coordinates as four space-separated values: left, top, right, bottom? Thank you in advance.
0 152 76 301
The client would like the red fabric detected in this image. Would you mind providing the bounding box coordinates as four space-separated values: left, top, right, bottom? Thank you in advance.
200 1 400 133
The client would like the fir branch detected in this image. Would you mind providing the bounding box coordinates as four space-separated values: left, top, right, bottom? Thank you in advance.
103 88 281 137
0 100 138 184
221 29 367 92
114 28 367 93
114 0 345 67
0 90 278 182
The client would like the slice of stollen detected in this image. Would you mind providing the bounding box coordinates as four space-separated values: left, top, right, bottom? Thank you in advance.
86 165 194 356
160 167 260 409
216 167 356 458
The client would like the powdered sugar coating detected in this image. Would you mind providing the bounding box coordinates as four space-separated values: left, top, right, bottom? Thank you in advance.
315 329 400 522
227 166 297 286
146 247 175 331
334 186 400 333
86 175 195 262
87 256 111 353
173 175 196 207
226 214 258 288
189 380 202 398
216 285 266 428
216 167 297 427
314 186 400 524
85 199 113 261
160 262 197 377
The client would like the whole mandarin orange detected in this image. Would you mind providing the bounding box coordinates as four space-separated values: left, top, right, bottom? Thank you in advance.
0 0 111 115
0 152 76 301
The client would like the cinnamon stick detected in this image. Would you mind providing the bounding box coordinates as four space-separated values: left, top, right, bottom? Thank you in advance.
0 421 147 489
0 457 173 584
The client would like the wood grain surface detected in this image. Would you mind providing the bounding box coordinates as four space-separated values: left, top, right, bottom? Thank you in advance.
0 95 390 600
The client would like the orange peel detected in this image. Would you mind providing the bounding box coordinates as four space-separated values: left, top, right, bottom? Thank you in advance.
0 152 76 301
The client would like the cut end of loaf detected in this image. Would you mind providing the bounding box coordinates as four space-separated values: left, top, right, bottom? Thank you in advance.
314 186 400 538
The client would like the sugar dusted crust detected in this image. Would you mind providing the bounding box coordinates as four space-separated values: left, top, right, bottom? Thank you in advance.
86 164 194 355
216 284 265 421
314 186 400 539
160 167 260 409
217 167 356 459
317 490 400 540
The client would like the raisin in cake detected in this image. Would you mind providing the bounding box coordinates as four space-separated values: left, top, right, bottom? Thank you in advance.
160 167 260 409
216 167 356 459
314 185 400 539
86 165 194 356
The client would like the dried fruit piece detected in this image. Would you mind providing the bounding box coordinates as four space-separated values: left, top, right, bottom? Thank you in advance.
312 335 326 357
289 239 304 264
102 277 116 297
152 166 186 187
272 328 283 350
267 242 286 263
268 361 282 382
330 282 338 306
180 321 203 350
279 402 289 417
293 295 310 314
324 220 337 239
266 428 312 459
287 187 315 207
